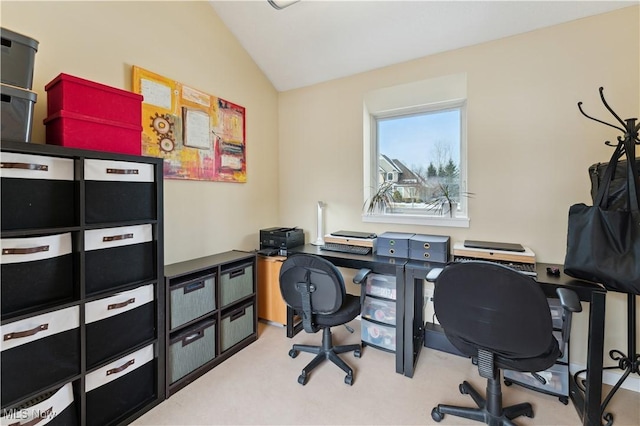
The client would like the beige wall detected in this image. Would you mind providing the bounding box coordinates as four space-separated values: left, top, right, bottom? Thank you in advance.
278 7 639 368
1 0 280 265
3 1 639 377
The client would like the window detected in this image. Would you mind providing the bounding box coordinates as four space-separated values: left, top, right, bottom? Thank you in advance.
363 74 468 227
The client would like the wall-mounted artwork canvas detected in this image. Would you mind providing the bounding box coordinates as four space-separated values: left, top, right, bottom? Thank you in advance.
132 66 246 182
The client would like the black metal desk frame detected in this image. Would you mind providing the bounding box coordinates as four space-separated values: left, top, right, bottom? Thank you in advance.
286 246 607 426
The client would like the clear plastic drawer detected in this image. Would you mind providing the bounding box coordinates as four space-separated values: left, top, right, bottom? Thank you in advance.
362 296 396 326
361 318 396 352
365 274 396 300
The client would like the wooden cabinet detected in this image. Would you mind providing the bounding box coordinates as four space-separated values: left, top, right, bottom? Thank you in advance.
0 140 164 426
257 255 288 325
164 251 257 396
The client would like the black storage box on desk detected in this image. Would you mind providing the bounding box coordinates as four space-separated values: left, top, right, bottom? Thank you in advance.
85 344 155 426
0 306 80 406
85 284 155 368
1 233 75 319
1 27 39 90
1 152 76 231
169 318 217 384
0 382 78 426
409 234 450 263
84 224 155 295
376 232 415 258
84 159 156 224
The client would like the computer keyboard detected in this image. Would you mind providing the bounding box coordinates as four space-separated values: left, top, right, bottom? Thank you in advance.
321 243 372 255
453 257 537 277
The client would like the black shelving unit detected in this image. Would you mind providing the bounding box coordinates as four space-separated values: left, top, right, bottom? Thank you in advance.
0 140 164 426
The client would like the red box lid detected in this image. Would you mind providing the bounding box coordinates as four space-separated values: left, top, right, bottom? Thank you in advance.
44 73 143 101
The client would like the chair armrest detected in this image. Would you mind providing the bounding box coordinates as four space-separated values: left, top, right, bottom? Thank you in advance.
426 268 443 283
555 288 582 356
353 268 372 285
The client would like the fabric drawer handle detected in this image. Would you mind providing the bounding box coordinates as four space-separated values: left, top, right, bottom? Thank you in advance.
2 245 50 255
106 168 139 175
229 268 246 278
4 324 49 341
184 281 205 294
103 233 134 242
230 309 247 321
182 330 204 347
106 359 135 376
108 298 136 310
1 162 49 172
9 407 53 426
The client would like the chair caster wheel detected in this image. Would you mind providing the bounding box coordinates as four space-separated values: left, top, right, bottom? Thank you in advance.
559 396 569 405
504 380 513 386
431 407 444 422
298 373 308 385
354 349 361 358
344 374 354 386
459 383 468 394
289 349 298 358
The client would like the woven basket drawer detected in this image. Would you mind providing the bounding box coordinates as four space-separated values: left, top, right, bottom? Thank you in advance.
221 302 255 352
1 152 76 231
85 344 155 426
85 284 155 368
1 233 74 318
0 381 78 426
169 319 216 384
170 274 216 330
220 262 253 307
85 224 154 295
1 306 80 406
84 159 155 224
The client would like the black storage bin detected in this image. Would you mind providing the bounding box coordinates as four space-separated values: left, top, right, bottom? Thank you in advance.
1 306 80 406
85 284 155 368
0 83 37 142
85 344 155 426
84 159 155 224
1 233 74 318
85 224 155 295
1 152 76 231
170 274 216 330
169 319 216 384
0 382 78 426
0 27 38 90
220 301 255 352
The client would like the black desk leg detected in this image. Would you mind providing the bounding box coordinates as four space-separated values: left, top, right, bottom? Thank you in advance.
395 265 406 375
403 273 424 378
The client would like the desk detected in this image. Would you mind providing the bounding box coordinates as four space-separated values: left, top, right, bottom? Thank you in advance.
410 261 607 426
288 245 407 375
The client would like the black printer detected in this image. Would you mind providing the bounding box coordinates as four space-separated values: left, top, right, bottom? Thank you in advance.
259 227 304 250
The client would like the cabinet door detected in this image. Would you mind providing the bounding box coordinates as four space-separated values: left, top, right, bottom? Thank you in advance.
257 256 287 325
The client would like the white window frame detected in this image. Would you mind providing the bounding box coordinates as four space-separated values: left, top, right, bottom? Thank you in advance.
362 74 469 228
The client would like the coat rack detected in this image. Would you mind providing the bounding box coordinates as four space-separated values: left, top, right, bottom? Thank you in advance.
575 87 639 426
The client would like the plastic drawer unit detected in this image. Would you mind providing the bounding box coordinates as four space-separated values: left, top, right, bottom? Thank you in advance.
0 83 37 142
220 262 254 308
170 273 216 329
409 234 450 262
0 381 78 426
0 152 76 231
169 319 216 384
84 224 155 295
504 362 569 399
221 301 255 352
376 232 415 258
1 233 74 318
361 318 396 352
85 344 156 426
362 296 396 326
0 27 39 90
84 159 156 223
85 284 155 368
0 306 80 406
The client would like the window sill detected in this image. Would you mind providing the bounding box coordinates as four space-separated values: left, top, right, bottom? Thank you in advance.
361 213 470 228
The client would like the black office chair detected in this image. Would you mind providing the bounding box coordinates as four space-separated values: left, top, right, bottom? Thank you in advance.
279 253 367 386
429 261 581 425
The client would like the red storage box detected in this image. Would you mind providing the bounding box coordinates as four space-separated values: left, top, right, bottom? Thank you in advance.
45 73 142 125
44 110 142 155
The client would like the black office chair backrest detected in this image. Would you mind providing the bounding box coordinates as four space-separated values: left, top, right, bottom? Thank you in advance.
434 261 554 360
279 253 345 315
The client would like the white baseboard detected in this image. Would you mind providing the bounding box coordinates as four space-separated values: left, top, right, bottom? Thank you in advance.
570 363 640 393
